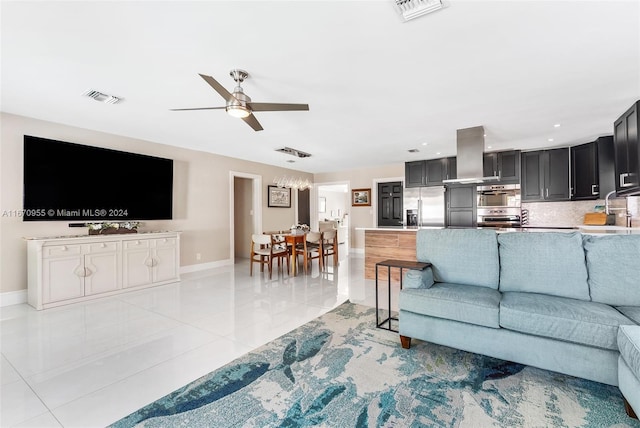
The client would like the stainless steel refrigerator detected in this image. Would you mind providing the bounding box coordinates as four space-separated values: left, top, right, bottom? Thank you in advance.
403 186 446 227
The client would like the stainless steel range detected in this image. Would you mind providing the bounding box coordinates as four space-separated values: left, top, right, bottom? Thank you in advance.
477 184 521 227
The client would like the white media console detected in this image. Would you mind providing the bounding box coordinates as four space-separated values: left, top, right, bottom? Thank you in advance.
26 231 180 310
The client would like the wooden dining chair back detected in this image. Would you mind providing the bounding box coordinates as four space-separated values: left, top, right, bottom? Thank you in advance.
295 231 323 274
271 233 290 275
321 229 339 268
250 233 289 279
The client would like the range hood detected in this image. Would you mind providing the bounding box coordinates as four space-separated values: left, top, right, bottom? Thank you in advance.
442 125 500 184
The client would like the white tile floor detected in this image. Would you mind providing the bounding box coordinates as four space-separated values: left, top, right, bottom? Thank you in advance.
1 252 397 427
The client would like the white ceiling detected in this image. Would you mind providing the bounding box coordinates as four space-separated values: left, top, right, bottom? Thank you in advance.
2 1 639 174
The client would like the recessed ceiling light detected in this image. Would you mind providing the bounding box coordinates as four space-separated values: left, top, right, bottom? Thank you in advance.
548 138 554 142
436 152 441 155
422 142 428 146
487 146 493 149
554 123 561 128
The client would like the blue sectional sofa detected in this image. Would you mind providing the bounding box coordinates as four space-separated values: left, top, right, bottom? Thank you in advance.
398 229 640 416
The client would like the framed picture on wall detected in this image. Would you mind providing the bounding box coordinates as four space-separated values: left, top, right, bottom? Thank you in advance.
352 188 371 206
319 197 326 213
268 185 291 208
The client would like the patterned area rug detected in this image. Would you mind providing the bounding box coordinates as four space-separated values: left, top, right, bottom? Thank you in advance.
110 302 638 427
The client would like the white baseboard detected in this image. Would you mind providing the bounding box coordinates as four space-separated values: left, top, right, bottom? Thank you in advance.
180 259 233 274
1 290 27 307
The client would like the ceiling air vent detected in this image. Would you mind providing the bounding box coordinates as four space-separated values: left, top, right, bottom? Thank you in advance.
408 149 420 153
276 147 312 158
82 89 122 104
395 0 444 22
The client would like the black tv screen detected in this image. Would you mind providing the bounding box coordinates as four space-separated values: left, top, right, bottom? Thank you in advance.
23 136 173 221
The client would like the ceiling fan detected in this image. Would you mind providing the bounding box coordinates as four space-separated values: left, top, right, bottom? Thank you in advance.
170 70 309 131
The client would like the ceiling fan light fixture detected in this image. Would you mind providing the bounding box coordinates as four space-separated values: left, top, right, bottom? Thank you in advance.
226 105 251 118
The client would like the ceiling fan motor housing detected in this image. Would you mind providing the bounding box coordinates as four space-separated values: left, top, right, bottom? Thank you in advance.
230 69 248 84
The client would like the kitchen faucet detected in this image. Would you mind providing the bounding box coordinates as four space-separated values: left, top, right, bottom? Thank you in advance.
605 190 633 227
605 190 616 215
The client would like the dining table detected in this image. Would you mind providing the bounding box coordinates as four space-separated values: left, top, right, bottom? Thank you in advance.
284 231 307 276
264 230 307 276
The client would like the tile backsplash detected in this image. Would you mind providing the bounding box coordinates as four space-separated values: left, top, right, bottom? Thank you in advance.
522 196 639 228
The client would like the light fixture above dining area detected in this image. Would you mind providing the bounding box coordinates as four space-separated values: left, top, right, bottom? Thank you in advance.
273 176 313 190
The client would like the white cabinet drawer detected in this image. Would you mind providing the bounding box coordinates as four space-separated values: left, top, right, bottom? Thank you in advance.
43 244 82 258
124 239 150 250
87 242 118 253
154 237 176 248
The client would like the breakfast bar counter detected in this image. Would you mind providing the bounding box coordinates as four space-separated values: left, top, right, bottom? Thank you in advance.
357 226 640 280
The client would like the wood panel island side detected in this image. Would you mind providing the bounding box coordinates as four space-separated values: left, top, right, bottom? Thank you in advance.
363 228 418 280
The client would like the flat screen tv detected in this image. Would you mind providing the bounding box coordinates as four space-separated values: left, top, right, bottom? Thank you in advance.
23 135 173 221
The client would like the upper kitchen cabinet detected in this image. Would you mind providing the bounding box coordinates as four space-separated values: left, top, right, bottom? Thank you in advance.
405 161 426 188
521 148 570 201
614 100 640 195
405 157 456 187
483 150 521 183
570 136 615 200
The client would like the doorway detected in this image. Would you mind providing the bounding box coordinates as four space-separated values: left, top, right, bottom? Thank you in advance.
298 188 310 226
314 182 350 248
229 171 262 263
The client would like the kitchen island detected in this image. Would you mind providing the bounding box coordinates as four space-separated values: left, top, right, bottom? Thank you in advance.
357 226 640 280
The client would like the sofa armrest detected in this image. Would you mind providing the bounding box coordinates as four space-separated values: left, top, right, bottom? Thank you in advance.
403 267 434 289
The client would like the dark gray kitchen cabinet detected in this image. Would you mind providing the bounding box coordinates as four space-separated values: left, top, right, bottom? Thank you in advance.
406 157 456 187
445 184 476 227
446 157 457 181
521 149 570 201
405 161 426 188
614 100 640 195
483 150 521 183
570 136 614 200
426 158 447 186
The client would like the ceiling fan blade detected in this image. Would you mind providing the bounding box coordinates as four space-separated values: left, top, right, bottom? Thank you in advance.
198 73 235 101
246 102 309 112
242 113 264 131
170 107 226 111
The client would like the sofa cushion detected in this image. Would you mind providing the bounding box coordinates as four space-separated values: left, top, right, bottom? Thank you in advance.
498 232 590 301
583 235 640 306
399 283 501 328
500 292 633 350
403 267 434 289
617 306 640 325
618 325 640 380
416 229 499 289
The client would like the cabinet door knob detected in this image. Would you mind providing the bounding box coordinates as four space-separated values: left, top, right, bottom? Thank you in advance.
62 246 67 251
101 243 106 248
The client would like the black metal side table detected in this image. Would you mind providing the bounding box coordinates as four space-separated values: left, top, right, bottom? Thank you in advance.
375 259 431 332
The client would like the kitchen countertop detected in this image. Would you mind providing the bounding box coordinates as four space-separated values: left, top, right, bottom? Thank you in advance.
356 226 640 235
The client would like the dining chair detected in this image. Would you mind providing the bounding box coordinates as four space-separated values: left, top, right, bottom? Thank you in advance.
321 229 339 268
249 233 289 279
295 231 323 274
